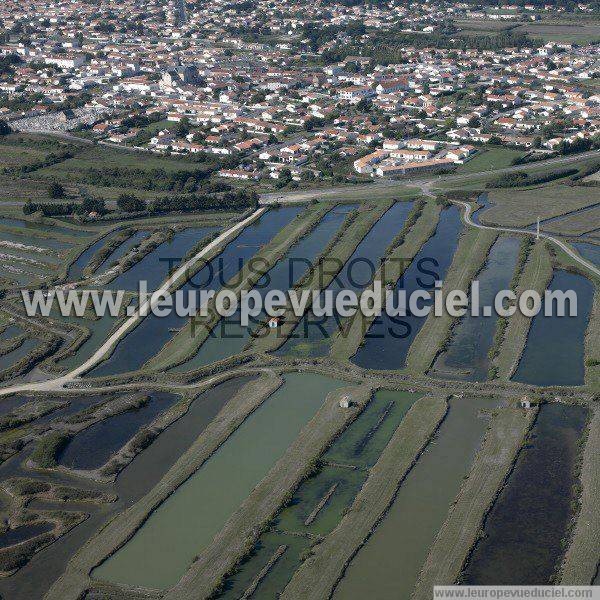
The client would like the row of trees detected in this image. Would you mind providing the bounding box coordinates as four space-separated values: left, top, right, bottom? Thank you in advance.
486 168 578 188
23 196 107 217
24 186 257 218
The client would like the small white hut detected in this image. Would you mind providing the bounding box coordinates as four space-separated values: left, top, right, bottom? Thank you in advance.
520 396 532 409
339 395 351 409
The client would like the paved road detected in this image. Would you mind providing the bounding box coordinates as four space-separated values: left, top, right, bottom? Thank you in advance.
0 208 266 397
260 148 600 204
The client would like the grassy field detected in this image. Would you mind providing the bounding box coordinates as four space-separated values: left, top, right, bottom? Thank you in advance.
515 23 600 44
493 240 553 380
543 206 600 237
482 186 599 228
560 404 600 585
437 156 600 194
453 18 600 43
33 145 207 178
456 148 525 175
0 144 49 168
404 227 498 374
585 290 600 389
280 394 447 600
168 384 373 599
413 406 537 597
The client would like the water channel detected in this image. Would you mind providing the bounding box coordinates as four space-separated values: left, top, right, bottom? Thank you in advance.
462 403 588 584
278 201 415 358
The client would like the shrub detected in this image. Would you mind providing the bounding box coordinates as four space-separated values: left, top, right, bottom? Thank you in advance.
48 182 65 199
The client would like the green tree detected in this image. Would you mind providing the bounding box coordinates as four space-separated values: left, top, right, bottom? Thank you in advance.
0 120 11 136
175 117 191 137
48 182 65 199
117 193 146 212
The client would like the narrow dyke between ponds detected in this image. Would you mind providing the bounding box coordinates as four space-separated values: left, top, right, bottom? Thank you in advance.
173 204 356 371
216 389 420 600
432 236 520 381
87 206 303 376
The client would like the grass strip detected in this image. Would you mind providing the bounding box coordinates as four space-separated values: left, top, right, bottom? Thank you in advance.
166 385 372 599
280 394 447 600
493 240 553 380
412 406 537 598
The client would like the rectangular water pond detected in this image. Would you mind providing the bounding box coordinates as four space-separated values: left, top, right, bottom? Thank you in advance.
93 372 348 590
57 391 179 471
105 226 219 291
512 270 594 386
462 402 588 585
334 396 498 600
351 206 463 371
217 389 421 599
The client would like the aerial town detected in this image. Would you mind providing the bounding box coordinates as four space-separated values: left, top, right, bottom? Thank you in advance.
0 0 598 188
0 1 598 600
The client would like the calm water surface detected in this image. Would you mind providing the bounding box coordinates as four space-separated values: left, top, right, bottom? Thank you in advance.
279 202 415 358
463 403 588 584
175 204 356 370
106 226 218 291
352 206 463 370
89 207 302 376
512 270 593 386
94 230 151 273
58 392 178 470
